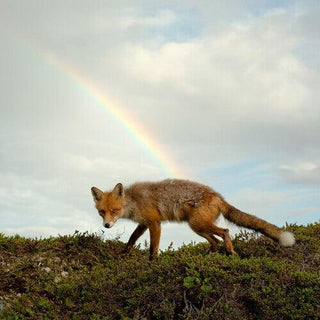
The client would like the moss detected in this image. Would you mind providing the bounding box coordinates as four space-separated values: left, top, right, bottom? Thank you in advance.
0 223 319 319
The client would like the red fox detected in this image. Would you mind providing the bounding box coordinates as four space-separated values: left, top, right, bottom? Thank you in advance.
91 179 295 260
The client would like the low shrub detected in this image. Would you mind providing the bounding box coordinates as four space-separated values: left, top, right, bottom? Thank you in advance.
0 223 319 319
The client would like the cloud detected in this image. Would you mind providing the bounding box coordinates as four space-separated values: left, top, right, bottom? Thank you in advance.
86 6 319 173
0 1 319 243
278 161 320 185
122 9 176 29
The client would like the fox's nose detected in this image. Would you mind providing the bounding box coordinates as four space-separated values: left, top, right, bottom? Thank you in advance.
104 223 111 228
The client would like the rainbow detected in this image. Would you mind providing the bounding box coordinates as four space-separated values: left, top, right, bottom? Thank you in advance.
8 33 186 178
47 54 186 178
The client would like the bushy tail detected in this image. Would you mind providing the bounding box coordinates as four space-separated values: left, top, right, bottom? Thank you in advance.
219 199 295 247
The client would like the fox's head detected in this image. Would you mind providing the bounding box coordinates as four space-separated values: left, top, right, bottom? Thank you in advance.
91 183 125 228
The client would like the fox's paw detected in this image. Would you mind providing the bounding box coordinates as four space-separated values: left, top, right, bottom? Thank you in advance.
226 249 238 257
120 247 131 255
206 245 218 254
231 250 238 256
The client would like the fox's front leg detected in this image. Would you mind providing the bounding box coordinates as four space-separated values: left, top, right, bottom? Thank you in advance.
122 224 148 254
148 221 161 261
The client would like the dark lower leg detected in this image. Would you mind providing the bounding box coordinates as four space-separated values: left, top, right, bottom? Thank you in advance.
189 219 220 253
189 219 237 256
198 232 219 252
123 224 148 253
211 225 237 255
207 235 219 252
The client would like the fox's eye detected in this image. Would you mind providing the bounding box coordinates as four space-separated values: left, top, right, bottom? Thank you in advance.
111 208 120 214
99 210 105 216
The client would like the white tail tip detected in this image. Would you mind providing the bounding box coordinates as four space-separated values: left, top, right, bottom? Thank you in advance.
279 231 295 247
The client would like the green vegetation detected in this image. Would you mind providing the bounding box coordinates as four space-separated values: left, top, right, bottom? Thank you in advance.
0 223 319 319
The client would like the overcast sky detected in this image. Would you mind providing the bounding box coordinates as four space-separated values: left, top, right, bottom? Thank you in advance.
1 1 319 249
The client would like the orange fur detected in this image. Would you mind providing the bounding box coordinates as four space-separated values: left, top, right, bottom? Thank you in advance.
91 179 295 260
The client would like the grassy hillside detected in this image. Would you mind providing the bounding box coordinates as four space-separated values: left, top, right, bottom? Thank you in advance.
0 223 319 319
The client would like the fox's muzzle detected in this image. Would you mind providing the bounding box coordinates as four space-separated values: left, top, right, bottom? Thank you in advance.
103 219 117 228
102 215 120 229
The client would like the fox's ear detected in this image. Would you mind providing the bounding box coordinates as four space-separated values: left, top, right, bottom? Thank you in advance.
91 187 103 202
112 183 124 199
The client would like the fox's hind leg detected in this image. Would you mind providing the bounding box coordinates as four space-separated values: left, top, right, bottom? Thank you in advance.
188 209 237 256
196 231 219 253
209 224 237 256
188 219 219 253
